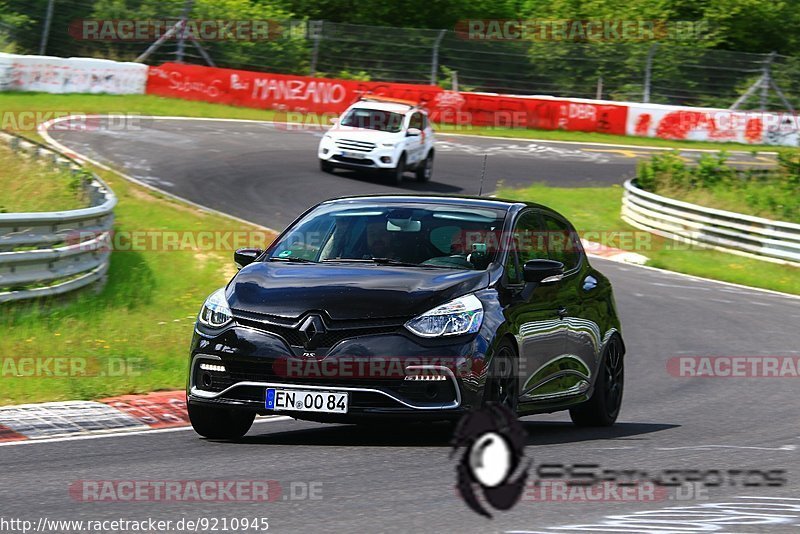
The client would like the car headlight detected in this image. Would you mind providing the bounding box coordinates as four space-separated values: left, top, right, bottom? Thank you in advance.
381 142 396 147
198 288 233 327
405 294 484 338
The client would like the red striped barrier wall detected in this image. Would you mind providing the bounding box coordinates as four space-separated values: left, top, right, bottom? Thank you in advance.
146 63 627 135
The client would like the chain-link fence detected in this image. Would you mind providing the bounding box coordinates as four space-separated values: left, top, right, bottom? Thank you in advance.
6 0 800 111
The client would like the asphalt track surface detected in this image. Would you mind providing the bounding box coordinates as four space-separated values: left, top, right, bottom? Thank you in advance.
4 118 798 534
46 117 776 228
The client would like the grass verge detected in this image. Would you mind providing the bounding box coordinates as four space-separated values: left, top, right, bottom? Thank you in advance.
0 160 275 406
498 183 799 295
0 142 87 213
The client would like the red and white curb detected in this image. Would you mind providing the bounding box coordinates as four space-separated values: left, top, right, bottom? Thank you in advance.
0 391 189 443
581 239 649 265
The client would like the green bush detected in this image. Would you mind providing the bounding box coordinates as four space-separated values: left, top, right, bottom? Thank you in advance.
636 151 799 223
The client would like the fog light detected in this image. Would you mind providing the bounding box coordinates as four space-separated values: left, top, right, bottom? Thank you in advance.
380 156 392 163
199 363 226 372
201 372 213 388
322 148 329 154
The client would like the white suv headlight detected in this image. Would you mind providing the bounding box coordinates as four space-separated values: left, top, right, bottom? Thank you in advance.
198 288 233 327
405 294 484 338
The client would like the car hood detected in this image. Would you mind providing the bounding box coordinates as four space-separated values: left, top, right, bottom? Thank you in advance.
327 127 399 143
226 262 489 321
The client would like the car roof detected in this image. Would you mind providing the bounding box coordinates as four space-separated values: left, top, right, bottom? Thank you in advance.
346 101 420 114
319 194 543 212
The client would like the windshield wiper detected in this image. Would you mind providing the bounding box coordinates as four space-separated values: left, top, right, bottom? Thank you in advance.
324 257 428 267
267 256 316 263
369 257 425 267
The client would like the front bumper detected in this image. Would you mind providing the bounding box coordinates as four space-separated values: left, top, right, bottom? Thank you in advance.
187 323 488 421
317 137 398 169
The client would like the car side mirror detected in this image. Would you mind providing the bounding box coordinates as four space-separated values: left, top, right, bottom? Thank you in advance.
523 259 564 284
234 248 262 270
406 127 422 136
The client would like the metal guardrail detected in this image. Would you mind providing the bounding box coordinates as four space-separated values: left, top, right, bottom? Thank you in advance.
0 131 117 303
621 179 800 266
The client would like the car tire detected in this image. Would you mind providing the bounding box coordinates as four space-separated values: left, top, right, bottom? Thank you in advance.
319 159 334 173
483 338 519 414
569 336 624 427
188 402 255 439
387 153 406 185
415 151 433 182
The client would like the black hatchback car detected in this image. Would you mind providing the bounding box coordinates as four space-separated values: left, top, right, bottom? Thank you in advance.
187 195 625 439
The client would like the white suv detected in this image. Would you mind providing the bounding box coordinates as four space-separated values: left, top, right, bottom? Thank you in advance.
318 96 435 183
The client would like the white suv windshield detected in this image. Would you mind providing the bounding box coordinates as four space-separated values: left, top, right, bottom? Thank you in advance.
339 108 405 133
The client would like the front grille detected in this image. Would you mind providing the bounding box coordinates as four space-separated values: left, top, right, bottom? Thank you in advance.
331 155 376 166
335 139 376 152
232 312 403 349
233 318 304 346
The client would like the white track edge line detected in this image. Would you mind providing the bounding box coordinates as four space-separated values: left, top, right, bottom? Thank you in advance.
44 113 779 155
589 255 800 300
38 116 280 235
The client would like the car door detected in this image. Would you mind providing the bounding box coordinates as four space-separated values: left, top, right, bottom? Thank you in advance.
501 209 569 404
541 211 597 394
421 112 434 155
406 112 426 164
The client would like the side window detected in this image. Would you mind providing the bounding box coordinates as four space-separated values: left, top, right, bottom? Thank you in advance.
409 112 423 130
542 214 582 271
505 211 548 284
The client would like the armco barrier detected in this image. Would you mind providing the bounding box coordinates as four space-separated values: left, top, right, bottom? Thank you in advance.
0 132 116 303
621 179 800 266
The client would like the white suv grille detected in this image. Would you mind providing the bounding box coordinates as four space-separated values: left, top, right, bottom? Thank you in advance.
335 139 377 152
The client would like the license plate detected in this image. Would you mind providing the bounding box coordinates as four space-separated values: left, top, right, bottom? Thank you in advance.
340 150 364 159
265 388 349 414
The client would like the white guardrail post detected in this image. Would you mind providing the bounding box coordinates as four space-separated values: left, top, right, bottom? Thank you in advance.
621 179 800 267
0 131 117 303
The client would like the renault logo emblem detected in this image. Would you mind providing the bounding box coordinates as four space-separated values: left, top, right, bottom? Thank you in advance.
298 314 326 348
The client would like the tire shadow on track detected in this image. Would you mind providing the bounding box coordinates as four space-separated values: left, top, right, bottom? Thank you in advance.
231 421 678 448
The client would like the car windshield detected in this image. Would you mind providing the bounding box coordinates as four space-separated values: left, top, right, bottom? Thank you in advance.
266 202 507 270
339 108 405 133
